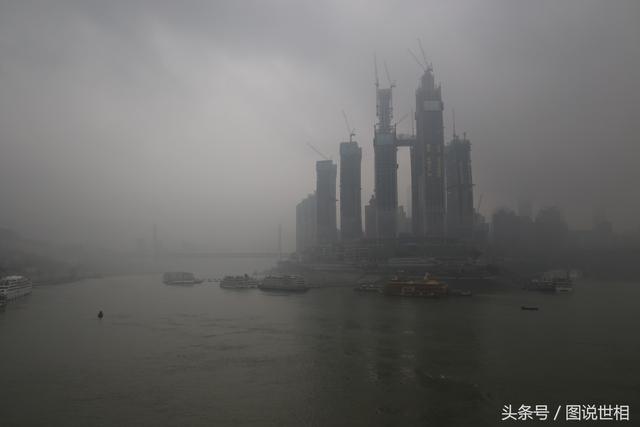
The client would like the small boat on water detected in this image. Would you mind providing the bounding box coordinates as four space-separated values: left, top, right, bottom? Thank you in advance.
383 273 448 298
259 275 308 292
521 306 539 311
220 274 259 289
162 272 202 286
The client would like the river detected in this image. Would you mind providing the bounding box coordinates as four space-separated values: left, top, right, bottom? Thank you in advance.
1 258 639 426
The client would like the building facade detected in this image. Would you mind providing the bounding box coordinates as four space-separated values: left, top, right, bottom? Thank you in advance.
445 133 474 239
316 160 337 245
373 85 398 239
296 193 316 253
364 195 377 239
412 67 445 238
339 141 362 241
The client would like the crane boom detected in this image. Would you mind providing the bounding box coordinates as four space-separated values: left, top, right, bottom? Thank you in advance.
417 38 428 68
373 53 379 88
342 110 355 143
394 112 409 128
306 142 329 160
383 61 395 88
407 48 426 71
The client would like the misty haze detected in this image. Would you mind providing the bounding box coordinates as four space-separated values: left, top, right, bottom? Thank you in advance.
1 1 639 426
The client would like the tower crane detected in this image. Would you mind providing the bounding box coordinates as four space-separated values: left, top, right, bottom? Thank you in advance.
342 110 356 143
306 142 330 161
383 61 396 88
408 48 426 71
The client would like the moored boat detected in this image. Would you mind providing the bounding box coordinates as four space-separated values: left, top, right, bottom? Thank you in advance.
527 271 574 293
0 275 33 301
220 274 259 289
383 273 448 298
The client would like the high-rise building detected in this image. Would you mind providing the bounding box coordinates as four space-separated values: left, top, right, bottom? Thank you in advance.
316 160 337 245
296 193 317 253
364 194 377 239
373 83 398 239
339 141 362 241
445 132 474 239
412 66 445 238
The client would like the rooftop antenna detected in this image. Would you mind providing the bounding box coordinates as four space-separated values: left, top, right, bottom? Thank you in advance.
407 48 426 71
383 61 395 88
342 110 355 142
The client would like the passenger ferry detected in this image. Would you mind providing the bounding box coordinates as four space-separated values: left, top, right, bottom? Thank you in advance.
383 273 448 298
220 275 259 289
259 275 309 292
0 275 33 301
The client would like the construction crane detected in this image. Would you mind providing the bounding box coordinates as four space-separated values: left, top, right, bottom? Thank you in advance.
394 112 409 128
373 53 380 88
383 61 396 88
417 38 431 70
408 48 426 71
306 142 330 161
342 110 355 143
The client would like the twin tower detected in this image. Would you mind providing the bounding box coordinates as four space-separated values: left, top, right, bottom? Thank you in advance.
297 64 474 252
374 65 449 240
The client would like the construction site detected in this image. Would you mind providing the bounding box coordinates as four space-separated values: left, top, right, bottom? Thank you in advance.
295 43 481 266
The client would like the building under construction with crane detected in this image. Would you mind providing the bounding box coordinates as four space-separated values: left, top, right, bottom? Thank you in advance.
373 59 399 239
294 42 477 264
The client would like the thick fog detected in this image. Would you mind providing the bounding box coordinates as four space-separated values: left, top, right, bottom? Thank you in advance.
1 0 638 252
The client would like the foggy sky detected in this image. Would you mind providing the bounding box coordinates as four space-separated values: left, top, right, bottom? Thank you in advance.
1 0 639 252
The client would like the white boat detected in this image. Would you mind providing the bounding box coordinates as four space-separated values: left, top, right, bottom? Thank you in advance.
220 275 259 289
0 275 33 301
259 275 308 292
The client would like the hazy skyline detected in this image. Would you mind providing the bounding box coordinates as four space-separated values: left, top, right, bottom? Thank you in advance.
1 0 638 252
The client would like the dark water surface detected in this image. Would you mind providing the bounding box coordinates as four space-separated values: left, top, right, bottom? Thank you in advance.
1 260 639 426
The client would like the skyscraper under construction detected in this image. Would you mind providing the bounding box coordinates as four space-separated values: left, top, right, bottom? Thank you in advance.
445 132 474 240
339 141 362 240
412 66 445 238
316 159 337 245
373 76 398 239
